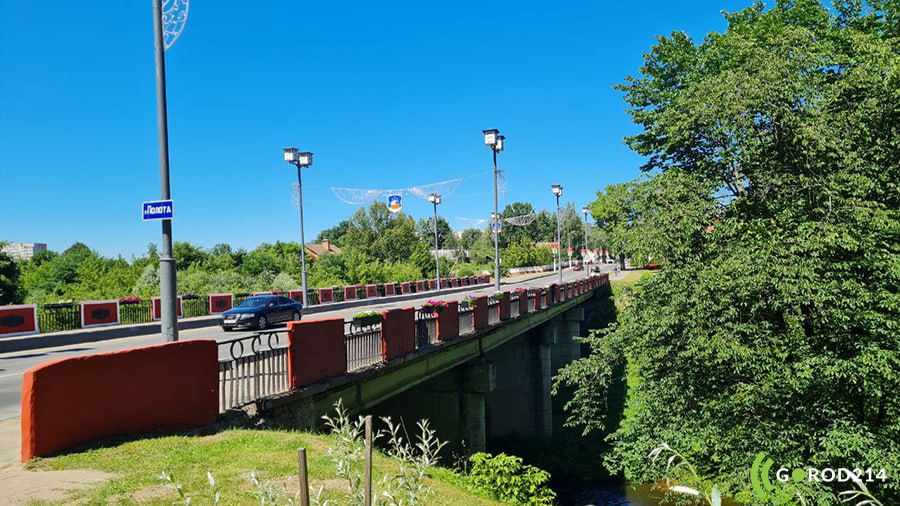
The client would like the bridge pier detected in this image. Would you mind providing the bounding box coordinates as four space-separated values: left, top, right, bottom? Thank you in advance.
368 358 495 456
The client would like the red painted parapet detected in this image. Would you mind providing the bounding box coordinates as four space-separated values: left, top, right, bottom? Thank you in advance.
441 279 450 289
474 296 488 330
462 277 470 286
429 279 437 290
414 280 423 292
152 296 183 320
344 286 357 300
534 289 542 311
0 304 38 337
209 293 234 313
319 287 334 303
287 318 346 388
499 292 511 320
401 282 411 294
518 291 529 315
483 274 491 283
385 283 396 296
381 308 415 361
436 301 459 341
80 300 119 328
365 284 378 298
20 340 217 461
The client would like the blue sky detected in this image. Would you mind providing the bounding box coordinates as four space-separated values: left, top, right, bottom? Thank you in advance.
0 0 747 258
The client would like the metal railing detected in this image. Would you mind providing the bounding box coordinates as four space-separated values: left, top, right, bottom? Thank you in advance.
217 331 290 412
487 298 500 325
414 308 438 348
119 301 152 324
345 321 383 372
36 303 80 333
509 292 521 319
182 297 208 318
458 304 474 336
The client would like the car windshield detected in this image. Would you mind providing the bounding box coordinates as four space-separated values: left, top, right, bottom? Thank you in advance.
236 298 269 308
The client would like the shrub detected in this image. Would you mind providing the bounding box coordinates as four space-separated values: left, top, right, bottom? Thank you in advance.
466 452 556 505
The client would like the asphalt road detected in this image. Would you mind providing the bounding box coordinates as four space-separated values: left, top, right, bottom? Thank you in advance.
0 266 613 421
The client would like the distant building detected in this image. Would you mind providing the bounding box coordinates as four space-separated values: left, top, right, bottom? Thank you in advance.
304 239 341 259
1 242 47 261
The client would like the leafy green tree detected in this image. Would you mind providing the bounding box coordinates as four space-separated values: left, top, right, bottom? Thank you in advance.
0 249 23 304
558 2 900 504
415 216 452 249
316 219 350 246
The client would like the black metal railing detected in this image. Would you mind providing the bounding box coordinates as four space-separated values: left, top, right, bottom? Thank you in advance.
458 304 474 336
182 297 207 318
119 301 152 324
487 298 500 325
414 308 438 348
37 303 80 333
344 320 382 372
217 331 290 412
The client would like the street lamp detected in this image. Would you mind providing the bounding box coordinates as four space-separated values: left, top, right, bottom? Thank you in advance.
428 193 443 290
483 129 505 292
551 184 563 285
283 147 313 308
582 206 590 278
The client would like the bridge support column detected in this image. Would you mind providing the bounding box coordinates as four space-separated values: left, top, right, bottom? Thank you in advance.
460 358 495 453
550 307 584 375
485 324 556 440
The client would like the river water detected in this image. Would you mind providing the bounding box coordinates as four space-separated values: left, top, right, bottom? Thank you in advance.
555 480 667 506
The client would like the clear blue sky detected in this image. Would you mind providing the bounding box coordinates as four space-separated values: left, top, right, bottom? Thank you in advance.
0 0 747 258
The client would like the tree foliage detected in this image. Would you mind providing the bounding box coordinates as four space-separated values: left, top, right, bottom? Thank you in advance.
559 1 900 504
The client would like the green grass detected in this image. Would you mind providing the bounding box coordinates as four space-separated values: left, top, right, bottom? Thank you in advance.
26 429 502 505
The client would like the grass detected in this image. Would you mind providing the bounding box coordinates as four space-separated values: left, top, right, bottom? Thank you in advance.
26 428 502 505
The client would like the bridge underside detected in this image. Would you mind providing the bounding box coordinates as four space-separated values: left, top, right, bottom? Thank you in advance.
256 284 608 453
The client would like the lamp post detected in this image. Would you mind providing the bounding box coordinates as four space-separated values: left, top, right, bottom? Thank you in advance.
483 129 505 292
284 148 313 308
428 193 442 290
582 206 590 278
552 184 563 285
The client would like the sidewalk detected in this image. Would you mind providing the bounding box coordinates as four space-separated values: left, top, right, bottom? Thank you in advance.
0 417 114 504
0 272 556 354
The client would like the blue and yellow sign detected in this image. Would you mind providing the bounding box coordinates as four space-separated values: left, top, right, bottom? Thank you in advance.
387 194 402 213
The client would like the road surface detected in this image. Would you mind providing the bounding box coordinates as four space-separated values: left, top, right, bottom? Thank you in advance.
0 267 612 420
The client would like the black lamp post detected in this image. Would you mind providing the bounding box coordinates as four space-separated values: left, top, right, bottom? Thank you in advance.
283 147 313 308
483 129 505 292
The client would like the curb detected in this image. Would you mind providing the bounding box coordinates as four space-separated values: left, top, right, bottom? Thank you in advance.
0 273 556 354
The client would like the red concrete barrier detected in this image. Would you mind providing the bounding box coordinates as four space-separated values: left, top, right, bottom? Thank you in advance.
152 296 182 320
0 304 38 336
436 301 459 341
381 308 415 360
499 292 511 320
344 286 357 300
80 300 119 328
416 280 425 292
401 282 411 294
474 296 488 330
385 283 396 296
365 285 378 298
208 293 234 313
518 291 529 315
20 340 217 461
483 274 490 283
287 318 347 387
534 289 543 311
429 279 437 290
319 287 334 303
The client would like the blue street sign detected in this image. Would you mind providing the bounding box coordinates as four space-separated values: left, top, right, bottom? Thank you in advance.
142 200 174 221
492 222 502 232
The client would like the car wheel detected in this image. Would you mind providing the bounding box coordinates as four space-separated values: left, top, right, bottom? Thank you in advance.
222 327 232 332
291 311 301 322
257 315 268 330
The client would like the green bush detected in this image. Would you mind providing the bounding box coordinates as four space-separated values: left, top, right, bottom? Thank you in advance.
466 452 555 505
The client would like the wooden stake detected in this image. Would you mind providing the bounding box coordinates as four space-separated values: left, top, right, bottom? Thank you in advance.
364 416 373 506
298 447 310 506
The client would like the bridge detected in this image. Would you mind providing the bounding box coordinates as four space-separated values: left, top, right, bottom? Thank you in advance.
19 274 610 461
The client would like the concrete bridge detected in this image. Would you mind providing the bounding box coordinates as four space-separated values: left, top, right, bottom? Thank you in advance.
19 275 610 461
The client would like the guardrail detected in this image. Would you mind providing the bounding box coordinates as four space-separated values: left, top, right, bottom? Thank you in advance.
414 308 437 348
345 321 383 372
217 331 290 412
459 304 475 336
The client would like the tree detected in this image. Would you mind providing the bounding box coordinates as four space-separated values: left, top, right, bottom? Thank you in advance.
0 249 23 304
316 219 350 246
557 2 900 504
415 216 452 250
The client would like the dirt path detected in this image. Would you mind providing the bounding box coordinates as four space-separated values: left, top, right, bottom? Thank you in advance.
0 418 113 505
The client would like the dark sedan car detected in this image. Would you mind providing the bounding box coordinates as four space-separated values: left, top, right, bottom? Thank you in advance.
220 295 303 331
